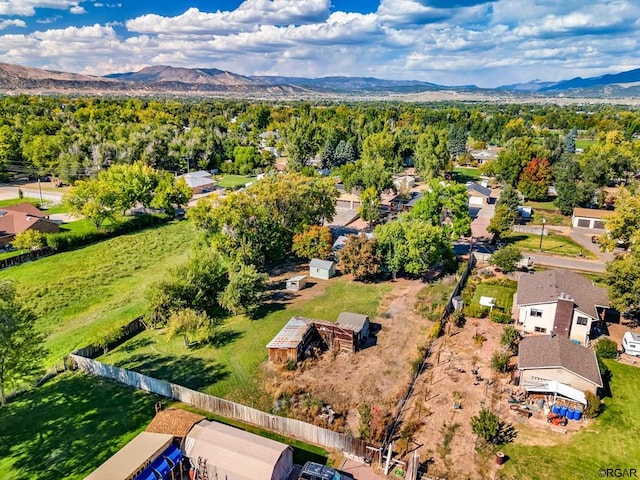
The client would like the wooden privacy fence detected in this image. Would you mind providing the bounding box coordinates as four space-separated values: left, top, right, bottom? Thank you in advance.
511 225 548 236
0 247 54 270
69 354 369 459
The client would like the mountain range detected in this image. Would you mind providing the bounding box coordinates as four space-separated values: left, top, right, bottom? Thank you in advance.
1 62 640 99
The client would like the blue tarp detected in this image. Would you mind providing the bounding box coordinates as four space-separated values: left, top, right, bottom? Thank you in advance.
163 444 182 467
134 468 158 480
149 456 171 478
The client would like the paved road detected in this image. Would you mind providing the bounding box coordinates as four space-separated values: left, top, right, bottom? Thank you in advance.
524 252 606 273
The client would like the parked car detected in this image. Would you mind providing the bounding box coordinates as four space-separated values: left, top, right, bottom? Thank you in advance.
298 462 342 480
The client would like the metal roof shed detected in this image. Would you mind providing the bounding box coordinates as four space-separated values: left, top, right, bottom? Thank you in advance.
184 420 293 480
84 432 173 480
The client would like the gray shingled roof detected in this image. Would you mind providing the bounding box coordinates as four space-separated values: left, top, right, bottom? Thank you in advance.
516 269 609 319
309 258 335 270
518 335 603 387
466 182 491 197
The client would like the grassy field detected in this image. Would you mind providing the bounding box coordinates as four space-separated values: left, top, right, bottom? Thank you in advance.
0 221 197 368
502 360 640 479
216 174 255 189
0 372 160 480
453 167 482 183
522 198 571 226
102 278 392 409
507 232 595 259
0 371 328 480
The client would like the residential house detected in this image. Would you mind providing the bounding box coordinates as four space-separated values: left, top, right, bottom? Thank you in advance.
0 203 60 246
514 269 613 345
466 182 492 206
469 146 500 165
571 207 613 230
518 335 603 403
177 170 216 194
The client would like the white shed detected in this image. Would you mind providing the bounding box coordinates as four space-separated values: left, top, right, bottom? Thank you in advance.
185 420 293 480
286 275 307 291
309 259 336 280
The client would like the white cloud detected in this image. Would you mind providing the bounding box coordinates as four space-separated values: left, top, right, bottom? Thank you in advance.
0 1 84 16
0 19 26 30
2 0 640 87
70 5 86 14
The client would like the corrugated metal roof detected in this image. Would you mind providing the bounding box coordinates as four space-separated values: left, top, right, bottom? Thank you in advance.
84 432 173 480
266 317 313 349
336 312 368 333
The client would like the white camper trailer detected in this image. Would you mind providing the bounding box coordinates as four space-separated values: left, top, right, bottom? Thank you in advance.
622 332 640 357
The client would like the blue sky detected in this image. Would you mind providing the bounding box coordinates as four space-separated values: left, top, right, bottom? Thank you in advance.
0 0 638 87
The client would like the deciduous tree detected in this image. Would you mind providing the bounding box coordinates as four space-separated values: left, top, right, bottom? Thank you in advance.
414 126 449 180
0 280 45 405
339 234 381 281
518 158 552 201
489 244 522 272
487 205 517 240
218 263 268 317
166 308 216 348
292 226 333 260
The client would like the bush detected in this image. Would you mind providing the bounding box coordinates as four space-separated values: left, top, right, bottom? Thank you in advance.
500 325 520 352
491 311 513 324
594 338 618 359
47 214 171 252
584 390 602 418
491 350 510 372
464 304 489 318
429 321 443 339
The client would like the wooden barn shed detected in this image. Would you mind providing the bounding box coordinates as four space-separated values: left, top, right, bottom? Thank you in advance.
336 312 370 346
266 317 315 363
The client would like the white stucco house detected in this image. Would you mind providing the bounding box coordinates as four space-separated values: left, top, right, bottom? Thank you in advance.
514 269 614 346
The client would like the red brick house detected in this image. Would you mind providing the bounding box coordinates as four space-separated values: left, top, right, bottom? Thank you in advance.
0 203 60 246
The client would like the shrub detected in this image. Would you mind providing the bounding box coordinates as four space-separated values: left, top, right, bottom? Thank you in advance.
584 390 602 418
471 408 500 444
429 321 443 339
464 304 489 318
491 311 513 324
46 214 170 252
491 350 510 372
594 338 618 359
473 333 487 347
500 325 520 353
451 309 466 328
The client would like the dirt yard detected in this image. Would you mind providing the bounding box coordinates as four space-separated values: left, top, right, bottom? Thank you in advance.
396 315 592 480
263 273 434 438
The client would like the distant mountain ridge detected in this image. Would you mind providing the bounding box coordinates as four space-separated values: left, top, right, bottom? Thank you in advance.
1 62 640 98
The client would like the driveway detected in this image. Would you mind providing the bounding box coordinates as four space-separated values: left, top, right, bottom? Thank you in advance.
469 199 496 242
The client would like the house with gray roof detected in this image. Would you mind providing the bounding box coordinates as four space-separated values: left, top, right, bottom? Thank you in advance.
518 335 603 403
466 182 492 205
514 269 612 346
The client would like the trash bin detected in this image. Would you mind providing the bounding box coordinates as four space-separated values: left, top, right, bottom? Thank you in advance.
496 452 506 465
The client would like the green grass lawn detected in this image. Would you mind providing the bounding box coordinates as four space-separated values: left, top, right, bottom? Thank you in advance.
522 198 571 226
0 372 160 480
576 139 597 150
216 174 255 189
507 232 595 259
102 278 392 409
0 197 67 214
522 198 557 211
470 280 517 313
502 360 640 479
0 221 196 369
453 167 482 183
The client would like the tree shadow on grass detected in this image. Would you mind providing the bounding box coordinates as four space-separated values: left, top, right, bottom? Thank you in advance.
209 329 244 348
0 372 159 480
113 354 229 391
251 300 289 321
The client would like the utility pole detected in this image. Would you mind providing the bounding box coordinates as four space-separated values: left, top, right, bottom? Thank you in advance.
538 218 546 251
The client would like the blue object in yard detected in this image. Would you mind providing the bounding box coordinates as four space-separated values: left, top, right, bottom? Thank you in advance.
560 406 568 417
552 405 560 414
567 409 575 420
574 410 582 420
